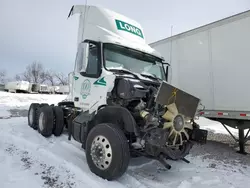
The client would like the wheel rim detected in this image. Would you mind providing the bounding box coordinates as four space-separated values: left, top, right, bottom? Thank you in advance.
38 112 45 131
90 135 112 170
29 108 34 125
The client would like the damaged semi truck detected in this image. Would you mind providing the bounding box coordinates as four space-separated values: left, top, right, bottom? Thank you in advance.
27 5 208 180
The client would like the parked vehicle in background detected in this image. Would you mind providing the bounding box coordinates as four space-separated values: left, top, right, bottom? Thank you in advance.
38 84 50 94
4 81 30 93
54 85 69 94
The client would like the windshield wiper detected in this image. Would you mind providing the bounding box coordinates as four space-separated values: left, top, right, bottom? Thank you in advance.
108 68 139 79
140 72 160 81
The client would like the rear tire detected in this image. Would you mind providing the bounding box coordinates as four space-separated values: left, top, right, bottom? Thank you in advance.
28 103 40 129
52 106 64 136
38 105 54 137
85 123 130 180
40 103 49 107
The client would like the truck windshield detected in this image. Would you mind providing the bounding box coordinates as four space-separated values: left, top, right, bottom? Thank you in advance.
103 43 166 80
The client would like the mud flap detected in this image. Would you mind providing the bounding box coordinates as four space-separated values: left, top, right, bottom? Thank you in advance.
191 129 208 144
71 111 95 146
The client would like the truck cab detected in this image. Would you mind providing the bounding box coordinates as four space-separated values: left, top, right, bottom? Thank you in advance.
68 5 168 112
72 40 168 110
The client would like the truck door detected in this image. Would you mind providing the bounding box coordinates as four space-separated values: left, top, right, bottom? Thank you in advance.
72 41 104 111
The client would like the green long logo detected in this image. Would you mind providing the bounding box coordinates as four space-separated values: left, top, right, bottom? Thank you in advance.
115 19 144 39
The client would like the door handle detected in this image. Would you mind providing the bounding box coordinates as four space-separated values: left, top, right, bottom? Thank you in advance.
74 97 79 101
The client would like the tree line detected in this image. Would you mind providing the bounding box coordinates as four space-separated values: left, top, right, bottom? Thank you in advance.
0 61 69 85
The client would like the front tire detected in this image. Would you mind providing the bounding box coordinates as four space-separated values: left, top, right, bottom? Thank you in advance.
86 123 130 180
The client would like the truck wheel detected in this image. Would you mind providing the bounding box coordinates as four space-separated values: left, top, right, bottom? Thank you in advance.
38 105 54 137
28 103 40 129
40 103 49 107
52 106 64 136
85 123 130 180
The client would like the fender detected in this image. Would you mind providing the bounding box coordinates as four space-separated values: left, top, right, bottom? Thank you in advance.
70 106 139 149
92 106 140 136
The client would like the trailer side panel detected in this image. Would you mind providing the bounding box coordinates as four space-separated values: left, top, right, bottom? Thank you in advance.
211 16 250 111
151 11 250 112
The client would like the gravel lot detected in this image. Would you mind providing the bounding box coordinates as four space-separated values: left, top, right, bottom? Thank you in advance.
191 130 250 167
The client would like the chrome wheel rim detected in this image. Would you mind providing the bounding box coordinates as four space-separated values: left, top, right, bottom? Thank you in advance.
90 135 112 170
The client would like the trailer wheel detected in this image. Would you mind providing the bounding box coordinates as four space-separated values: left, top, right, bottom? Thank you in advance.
28 103 40 129
52 106 64 136
38 105 54 137
85 123 130 180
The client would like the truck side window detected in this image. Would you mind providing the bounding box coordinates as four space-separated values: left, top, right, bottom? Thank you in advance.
75 43 84 72
85 43 99 76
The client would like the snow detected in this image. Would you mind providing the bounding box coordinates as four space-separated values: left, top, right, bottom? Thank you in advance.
0 91 67 109
196 117 239 136
0 91 249 188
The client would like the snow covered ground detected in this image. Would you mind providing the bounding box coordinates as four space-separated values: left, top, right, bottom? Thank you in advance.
0 91 249 188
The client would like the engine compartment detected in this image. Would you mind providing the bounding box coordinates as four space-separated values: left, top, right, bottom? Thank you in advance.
107 77 202 160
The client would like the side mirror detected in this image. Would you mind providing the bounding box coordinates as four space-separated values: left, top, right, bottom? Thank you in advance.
80 42 89 73
162 61 170 82
164 65 168 81
166 64 172 83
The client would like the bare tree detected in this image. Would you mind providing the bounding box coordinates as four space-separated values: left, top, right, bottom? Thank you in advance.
0 70 6 83
45 70 57 86
14 62 68 86
17 61 47 84
15 74 21 81
55 72 68 85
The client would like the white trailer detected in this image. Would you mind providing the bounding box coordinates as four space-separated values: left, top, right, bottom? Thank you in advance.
4 81 30 93
38 84 50 94
150 10 250 153
55 85 69 94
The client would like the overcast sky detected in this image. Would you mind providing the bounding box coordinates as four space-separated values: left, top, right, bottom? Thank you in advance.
0 0 249 78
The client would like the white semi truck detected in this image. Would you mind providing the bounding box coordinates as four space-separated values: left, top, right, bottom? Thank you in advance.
27 5 207 180
150 10 250 154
